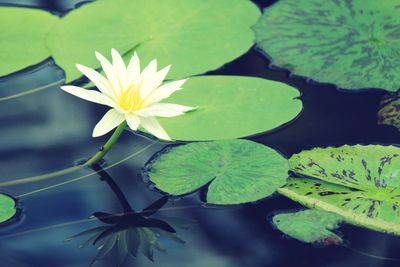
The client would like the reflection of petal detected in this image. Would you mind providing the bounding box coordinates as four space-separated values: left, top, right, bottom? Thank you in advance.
117 232 129 265
140 116 171 140
65 226 109 242
126 228 140 257
91 234 117 266
92 109 125 137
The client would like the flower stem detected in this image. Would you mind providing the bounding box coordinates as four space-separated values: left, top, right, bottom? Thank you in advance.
85 121 127 166
0 122 127 188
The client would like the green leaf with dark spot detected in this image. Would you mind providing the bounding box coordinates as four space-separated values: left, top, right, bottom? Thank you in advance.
47 0 260 82
378 91 400 130
272 209 343 244
253 0 400 91
157 76 302 141
0 194 17 224
0 7 58 77
279 145 400 235
146 139 288 205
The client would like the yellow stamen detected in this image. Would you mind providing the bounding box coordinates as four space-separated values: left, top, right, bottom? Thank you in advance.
118 85 144 112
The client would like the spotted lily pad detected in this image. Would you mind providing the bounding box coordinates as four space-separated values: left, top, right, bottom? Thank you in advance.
272 209 343 244
146 139 288 205
378 92 400 130
157 76 302 141
47 0 260 82
278 145 400 235
0 7 58 77
0 193 17 224
253 0 400 91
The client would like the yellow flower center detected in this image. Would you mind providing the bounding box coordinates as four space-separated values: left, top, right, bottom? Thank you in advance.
118 85 144 112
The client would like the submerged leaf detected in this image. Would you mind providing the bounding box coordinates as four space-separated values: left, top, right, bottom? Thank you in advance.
146 139 288 205
272 209 343 244
157 76 302 141
378 92 400 130
0 7 58 77
47 0 260 82
279 145 400 235
0 193 17 224
253 0 400 91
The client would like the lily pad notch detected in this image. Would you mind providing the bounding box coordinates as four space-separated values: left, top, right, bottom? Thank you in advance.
144 139 289 205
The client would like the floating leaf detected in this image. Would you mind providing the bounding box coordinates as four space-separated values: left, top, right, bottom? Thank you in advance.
278 145 400 235
272 209 343 244
146 139 288 205
47 0 260 82
0 7 58 77
157 76 302 141
378 91 400 130
253 0 400 91
0 193 17 224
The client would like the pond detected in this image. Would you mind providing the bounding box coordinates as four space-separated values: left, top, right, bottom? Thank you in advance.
0 0 399 266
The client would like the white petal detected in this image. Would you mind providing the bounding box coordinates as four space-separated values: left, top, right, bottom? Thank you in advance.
125 114 141 130
95 51 121 96
138 59 157 96
76 64 114 99
61 85 115 107
140 65 171 99
126 52 141 86
111 48 127 88
92 109 125 137
140 116 171 140
136 103 196 117
144 79 187 105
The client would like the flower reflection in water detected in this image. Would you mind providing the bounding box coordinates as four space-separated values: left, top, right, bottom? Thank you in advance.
65 164 195 266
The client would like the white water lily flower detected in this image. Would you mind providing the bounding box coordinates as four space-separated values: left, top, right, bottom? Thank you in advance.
61 49 196 140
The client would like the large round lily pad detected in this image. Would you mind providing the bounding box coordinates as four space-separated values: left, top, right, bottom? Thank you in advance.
0 193 17 224
279 145 400 235
146 139 288 205
0 7 58 77
157 76 302 141
253 0 400 91
47 0 260 82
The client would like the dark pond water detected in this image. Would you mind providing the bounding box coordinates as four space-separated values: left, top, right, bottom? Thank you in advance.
0 0 399 266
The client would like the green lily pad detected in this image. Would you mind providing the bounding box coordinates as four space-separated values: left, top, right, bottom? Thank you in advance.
47 0 260 82
158 76 302 141
146 139 288 205
253 0 400 91
272 209 343 244
0 193 17 224
278 145 400 235
0 7 58 77
378 92 400 130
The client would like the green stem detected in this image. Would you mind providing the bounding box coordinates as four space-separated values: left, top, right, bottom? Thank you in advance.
0 122 127 188
85 121 127 166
